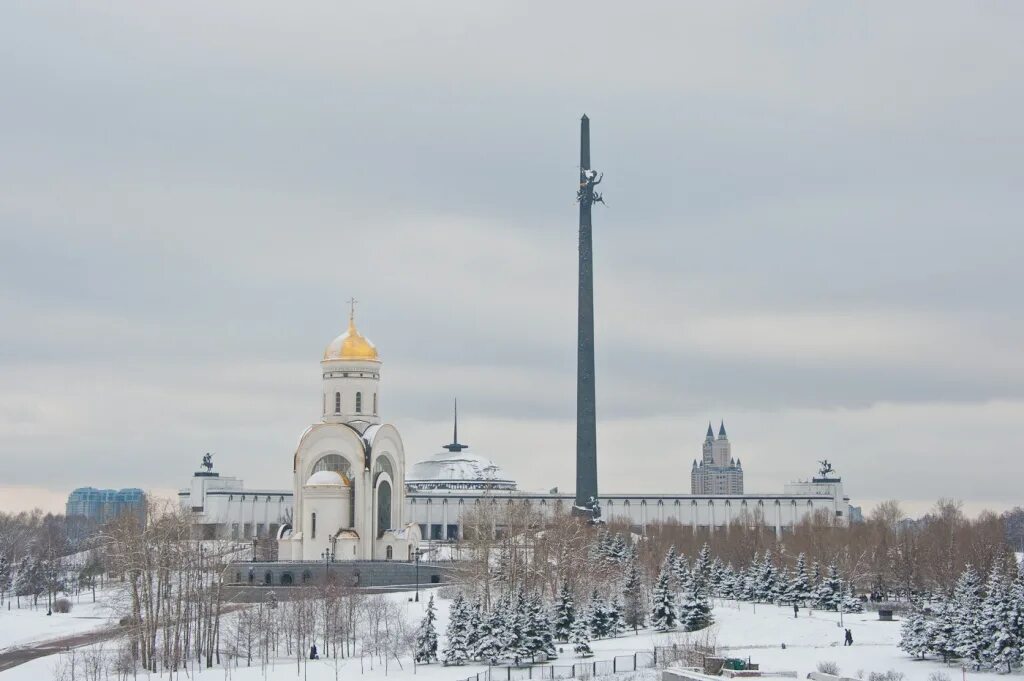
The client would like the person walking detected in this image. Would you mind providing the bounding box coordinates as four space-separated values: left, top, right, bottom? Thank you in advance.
844 628 853 646
793 603 799 618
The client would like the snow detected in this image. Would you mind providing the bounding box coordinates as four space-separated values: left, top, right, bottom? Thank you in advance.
0 592 993 680
0 589 116 651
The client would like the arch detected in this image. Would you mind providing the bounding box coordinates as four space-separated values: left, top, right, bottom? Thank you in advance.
377 479 393 538
281 572 294 585
373 455 394 483
312 454 353 478
386 545 393 560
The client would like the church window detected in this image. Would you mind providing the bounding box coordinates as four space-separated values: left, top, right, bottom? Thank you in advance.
335 392 341 414
355 392 362 413
312 454 352 478
373 392 377 414
377 480 392 538
311 512 317 539
386 545 393 560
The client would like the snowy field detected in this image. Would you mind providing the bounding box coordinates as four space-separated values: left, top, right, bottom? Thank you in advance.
0 591 1002 680
0 590 117 651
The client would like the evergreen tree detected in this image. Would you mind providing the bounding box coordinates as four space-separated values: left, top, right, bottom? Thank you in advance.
569 617 593 657
465 597 483 659
709 558 725 596
622 551 645 633
0 557 11 604
605 597 625 638
536 602 558 660
982 564 1021 673
663 546 680 590
754 551 777 602
898 608 930 660
474 608 505 663
927 602 958 663
692 543 713 595
554 581 575 642
415 595 439 663
841 584 863 613
742 553 760 601
787 553 811 605
719 564 737 599
672 554 692 594
814 563 842 611
651 567 677 631
443 594 470 666
507 589 533 663
587 590 608 638
952 565 986 669
680 586 713 632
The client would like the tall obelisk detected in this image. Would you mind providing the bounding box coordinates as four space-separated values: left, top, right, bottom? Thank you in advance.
575 114 601 517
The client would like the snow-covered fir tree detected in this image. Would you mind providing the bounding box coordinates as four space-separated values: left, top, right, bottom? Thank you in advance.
587 590 609 638
815 562 842 611
443 594 470 666
718 564 738 599
952 565 986 669
569 617 593 657
622 551 645 633
692 543 713 595
899 608 930 660
672 553 692 594
680 586 713 632
663 546 680 589
465 597 483 659
787 553 812 605
981 564 1021 673
651 566 678 631
414 594 439 663
474 608 505 663
554 581 576 642
508 590 533 663
742 553 760 601
754 551 778 603
605 597 625 637
928 602 958 663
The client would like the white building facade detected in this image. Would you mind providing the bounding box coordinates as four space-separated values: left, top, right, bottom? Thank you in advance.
179 469 292 540
276 310 420 561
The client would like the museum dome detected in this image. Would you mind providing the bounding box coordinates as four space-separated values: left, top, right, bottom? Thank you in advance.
406 451 517 491
323 313 378 361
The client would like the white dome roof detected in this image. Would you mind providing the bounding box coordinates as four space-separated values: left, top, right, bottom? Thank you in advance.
407 451 515 487
305 470 347 486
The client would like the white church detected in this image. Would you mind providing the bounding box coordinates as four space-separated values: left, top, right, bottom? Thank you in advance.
276 308 421 561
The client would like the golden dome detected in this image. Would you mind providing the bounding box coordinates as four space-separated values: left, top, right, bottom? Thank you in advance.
323 312 379 361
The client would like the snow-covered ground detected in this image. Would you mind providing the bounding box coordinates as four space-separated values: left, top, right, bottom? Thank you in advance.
0 590 117 651
0 592 1000 680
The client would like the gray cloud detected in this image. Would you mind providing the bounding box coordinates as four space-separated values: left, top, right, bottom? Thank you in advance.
1 2 1022 514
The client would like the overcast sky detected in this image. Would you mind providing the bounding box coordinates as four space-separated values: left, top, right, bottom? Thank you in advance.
2 2 1022 517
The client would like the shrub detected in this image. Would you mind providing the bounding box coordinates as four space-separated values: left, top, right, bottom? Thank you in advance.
927 673 950 681
867 672 904 681
816 660 840 675
53 598 72 613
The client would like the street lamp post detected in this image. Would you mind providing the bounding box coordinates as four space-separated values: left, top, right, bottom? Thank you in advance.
322 548 334 581
413 548 425 602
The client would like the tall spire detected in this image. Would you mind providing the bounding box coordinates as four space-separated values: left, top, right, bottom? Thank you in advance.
442 398 468 453
706 422 714 438
574 114 602 518
718 420 727 439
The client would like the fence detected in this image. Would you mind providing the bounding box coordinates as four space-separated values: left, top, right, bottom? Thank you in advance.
453 643 720 681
